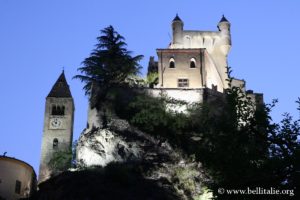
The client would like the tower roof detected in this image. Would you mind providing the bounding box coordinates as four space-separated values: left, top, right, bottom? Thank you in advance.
172 14 182 22
47 71 72 98
219 15 229 23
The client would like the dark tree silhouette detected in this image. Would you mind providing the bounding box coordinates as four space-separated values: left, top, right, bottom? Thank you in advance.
74 25 143 101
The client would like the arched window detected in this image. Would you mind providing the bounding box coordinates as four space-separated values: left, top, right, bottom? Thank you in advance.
51 105 57 115
190 58 196 68
62 106 65 115
169 58 175 68
56 106 62 115
53 138 58 149
51 105 65 115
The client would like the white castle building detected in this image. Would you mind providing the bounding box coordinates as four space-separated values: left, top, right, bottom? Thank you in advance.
158 14 231 90
148 14 262 104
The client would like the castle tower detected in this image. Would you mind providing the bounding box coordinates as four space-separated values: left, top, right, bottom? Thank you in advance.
172 14 183 47
38 71 74 183
217 15 231 56
217 15 231 33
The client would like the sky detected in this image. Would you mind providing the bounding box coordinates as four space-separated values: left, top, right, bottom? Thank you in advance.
1 0 300 174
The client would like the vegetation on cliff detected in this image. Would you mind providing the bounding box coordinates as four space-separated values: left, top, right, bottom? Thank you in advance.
107 84 299 199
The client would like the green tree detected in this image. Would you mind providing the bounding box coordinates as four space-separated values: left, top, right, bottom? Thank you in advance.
48 150 72 176
74 25 143 104
146 72 158 88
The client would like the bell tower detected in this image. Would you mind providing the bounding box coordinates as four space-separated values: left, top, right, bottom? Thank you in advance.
38 71 74 183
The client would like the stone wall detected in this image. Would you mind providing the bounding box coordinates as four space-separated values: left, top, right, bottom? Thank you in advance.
146 88 205 104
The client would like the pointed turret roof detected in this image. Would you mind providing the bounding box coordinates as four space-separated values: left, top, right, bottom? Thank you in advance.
219 15 229 23
172 14 182 22
47 71 72 98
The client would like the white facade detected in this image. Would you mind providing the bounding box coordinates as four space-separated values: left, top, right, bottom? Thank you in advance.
157 15 231 92
154 15 263 105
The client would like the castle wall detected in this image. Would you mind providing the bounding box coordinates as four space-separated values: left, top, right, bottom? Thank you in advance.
145 88 205 104
157 49 203 88
246 91 264 106
231 78 246 92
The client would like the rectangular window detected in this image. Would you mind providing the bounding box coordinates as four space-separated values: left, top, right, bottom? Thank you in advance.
178 79 189 87
15 180 21 194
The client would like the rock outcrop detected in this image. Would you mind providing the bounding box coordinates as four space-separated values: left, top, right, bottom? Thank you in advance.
76 117 211 200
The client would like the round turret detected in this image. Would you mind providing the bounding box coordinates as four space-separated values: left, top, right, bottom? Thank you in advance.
172 14 184 45
217 15 230 33
217 15 231 55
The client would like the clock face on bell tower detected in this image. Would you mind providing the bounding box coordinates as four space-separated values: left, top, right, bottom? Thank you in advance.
39 71 74 184
49 117 63 129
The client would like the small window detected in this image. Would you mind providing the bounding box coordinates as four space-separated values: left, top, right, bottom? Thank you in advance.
178 79 189 87
62 106 65 115
169 58 175 68
15 180 21 194
56 106 65 115
190 58 196 68
51 105 56 115
53 138 58 149
51 105 65 116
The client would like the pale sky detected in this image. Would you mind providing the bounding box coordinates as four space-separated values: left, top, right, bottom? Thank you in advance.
1 0 300 173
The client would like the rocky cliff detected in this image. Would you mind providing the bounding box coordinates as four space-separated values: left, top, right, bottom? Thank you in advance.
75 117 211 199
30 113 211 200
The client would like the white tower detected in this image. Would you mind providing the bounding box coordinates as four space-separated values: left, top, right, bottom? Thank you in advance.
217 15 231 56
172 14 184 47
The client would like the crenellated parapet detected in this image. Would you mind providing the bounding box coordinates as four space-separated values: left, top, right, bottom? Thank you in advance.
170 15 231 56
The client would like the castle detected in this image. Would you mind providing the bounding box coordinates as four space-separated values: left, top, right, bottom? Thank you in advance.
148 15 262 104
38 15 262 183
157 14 231 91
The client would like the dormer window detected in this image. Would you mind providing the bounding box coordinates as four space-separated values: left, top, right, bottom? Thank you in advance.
169 58 175 68
190 58 196 68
